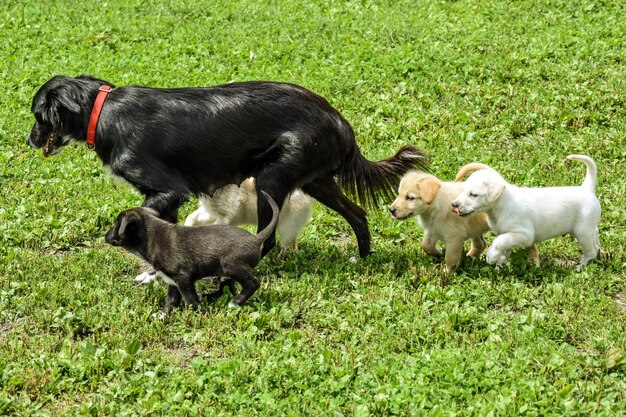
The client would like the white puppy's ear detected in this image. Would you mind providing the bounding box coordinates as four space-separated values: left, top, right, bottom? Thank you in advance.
418 178 441 204
486 182 505 202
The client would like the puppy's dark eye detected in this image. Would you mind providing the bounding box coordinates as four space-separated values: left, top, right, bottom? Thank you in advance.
469 192 478 197
406 195 416 201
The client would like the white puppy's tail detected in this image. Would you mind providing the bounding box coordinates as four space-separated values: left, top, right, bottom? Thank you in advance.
566 154 597 192
454 163 496 181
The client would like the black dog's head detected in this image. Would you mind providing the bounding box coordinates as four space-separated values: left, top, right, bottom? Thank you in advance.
28 75 114 157
105 207 157 252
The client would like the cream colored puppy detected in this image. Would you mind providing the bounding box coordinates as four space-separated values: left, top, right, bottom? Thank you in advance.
389 171 491 273
185 178 314 252
451 155 600 271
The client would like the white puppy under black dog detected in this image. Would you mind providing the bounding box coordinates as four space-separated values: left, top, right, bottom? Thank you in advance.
451 155 600 270
184 178 313 251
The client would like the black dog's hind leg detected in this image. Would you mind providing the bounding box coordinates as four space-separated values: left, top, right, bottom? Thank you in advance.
302 176 372 258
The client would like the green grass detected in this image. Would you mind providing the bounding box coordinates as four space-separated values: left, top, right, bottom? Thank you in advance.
1 0 625 415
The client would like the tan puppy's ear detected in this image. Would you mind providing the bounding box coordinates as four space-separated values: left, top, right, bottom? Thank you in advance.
418 178 441 204
486 182 505 202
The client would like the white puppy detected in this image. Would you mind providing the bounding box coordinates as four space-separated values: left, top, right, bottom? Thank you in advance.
134 178 314 284
451 155 600 270
184 178 314 251
389 171 491 273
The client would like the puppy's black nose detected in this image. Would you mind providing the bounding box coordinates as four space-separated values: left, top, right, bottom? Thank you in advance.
389 207 396 214
451 201 459 208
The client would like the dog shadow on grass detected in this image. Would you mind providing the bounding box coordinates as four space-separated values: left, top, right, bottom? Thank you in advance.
139 240 592 318
453 248 592 287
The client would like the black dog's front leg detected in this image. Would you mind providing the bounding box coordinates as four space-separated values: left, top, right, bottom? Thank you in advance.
143 191 189 223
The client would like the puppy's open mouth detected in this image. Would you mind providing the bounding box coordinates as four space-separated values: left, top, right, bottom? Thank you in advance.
43 133 57 158
452 207 473 217
391 212 414 221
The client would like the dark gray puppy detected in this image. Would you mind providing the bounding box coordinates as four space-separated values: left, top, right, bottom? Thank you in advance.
105 192 279 313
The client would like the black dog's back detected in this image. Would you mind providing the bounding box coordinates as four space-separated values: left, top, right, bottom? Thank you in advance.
99 81 355 196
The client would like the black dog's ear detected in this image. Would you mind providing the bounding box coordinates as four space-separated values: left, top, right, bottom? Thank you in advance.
52 84 82 114
38 84 82 128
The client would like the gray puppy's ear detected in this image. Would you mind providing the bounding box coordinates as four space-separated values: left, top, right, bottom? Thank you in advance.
118 211 141 239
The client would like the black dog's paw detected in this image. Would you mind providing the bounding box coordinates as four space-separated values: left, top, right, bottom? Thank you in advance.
352 250 376 263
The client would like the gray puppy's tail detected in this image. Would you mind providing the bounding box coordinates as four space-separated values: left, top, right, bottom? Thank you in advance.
255 191 280 245
566 154 597 192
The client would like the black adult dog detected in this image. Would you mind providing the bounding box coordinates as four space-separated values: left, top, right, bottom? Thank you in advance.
28 75 428 258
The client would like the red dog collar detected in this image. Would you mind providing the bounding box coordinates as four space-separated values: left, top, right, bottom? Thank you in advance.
86 85 113 150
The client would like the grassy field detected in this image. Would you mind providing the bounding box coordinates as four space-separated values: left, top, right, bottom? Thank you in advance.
1 0 625 415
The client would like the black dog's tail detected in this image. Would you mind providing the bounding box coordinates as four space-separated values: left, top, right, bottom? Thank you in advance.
338 131 430 208
255 191 280 245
